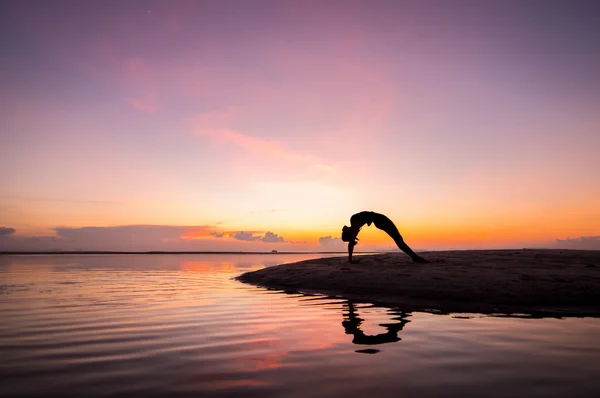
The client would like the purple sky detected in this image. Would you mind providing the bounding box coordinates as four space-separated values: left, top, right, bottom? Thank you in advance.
1 0 599 251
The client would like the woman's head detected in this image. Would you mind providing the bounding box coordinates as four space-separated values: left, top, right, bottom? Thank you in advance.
341 225 357 243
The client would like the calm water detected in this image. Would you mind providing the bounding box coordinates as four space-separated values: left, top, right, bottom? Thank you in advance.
1 254 599 398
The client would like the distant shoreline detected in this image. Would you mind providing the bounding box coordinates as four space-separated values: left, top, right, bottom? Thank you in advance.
0 248 594 255
0 251 350 255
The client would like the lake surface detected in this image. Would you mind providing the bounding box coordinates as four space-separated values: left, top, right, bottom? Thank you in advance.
1 254 600 397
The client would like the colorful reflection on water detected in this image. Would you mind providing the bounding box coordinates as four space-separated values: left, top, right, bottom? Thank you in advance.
1 254 599 397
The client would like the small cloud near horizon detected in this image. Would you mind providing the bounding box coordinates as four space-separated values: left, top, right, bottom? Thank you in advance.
0 227 16 236
210 232 225 238
318 236 345 250
555 236 600 250
261 231 285 243
229 231 286 243
230 231 262 241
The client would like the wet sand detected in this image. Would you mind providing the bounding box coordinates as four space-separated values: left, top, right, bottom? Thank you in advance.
237 249 600 316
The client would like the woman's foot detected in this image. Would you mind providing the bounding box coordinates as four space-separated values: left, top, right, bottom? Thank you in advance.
412 255 429 264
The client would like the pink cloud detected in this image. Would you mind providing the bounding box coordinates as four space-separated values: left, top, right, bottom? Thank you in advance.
127 95 158 113
190 109 336 173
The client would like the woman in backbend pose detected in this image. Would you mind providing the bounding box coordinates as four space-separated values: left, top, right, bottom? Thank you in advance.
341 211 428 264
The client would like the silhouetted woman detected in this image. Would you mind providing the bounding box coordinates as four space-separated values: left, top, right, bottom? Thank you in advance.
341 211 428 263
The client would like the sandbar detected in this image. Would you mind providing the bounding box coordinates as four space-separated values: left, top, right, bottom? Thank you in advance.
237 249 600 316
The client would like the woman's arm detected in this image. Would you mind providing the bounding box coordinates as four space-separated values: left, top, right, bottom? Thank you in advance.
348 241 356 263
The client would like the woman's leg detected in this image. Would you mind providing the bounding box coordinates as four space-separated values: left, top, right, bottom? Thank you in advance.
388 228 418 258
375 217 427 263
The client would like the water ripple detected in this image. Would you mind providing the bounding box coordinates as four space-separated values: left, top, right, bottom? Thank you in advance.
1 254 600 398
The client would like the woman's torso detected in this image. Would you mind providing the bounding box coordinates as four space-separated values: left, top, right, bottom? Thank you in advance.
351 211 387 226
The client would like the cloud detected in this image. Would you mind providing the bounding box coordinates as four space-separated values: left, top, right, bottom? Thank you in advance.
230 231 262 241
0 227 16 236
191 109 336 173
0 225 310 252
318 236 346 250
261 231 285 243
54 225 189 241
228 231 286 243
555 236 600 250
0 234 65 252
46 225 217 251
127 95 158 113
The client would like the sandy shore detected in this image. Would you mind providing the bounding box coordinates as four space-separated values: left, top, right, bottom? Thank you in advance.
237 249 600 316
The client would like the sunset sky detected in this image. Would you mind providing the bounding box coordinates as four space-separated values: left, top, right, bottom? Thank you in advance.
1 0 599 252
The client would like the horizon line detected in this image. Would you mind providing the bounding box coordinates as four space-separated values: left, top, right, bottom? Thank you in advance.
1 248 595 256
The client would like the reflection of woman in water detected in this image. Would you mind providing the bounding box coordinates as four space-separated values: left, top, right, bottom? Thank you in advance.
341 211 428 263
342 301 409 349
